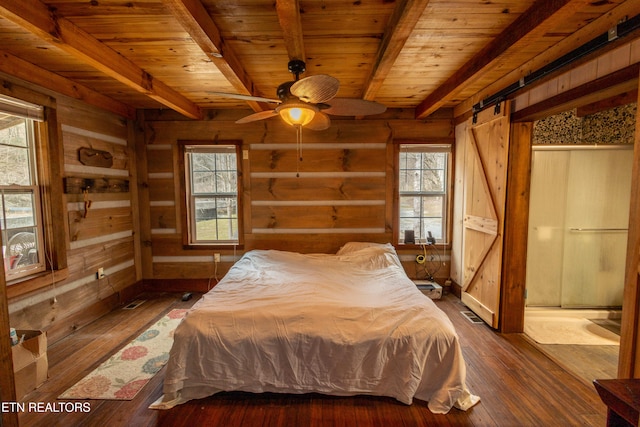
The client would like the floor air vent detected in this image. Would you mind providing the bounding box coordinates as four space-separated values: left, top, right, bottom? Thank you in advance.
123 300 146 310
460 310 484 324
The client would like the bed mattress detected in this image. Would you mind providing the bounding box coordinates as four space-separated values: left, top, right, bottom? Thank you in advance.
152 242 479 413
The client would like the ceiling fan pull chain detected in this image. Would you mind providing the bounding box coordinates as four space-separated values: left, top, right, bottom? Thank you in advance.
298 125 303 161
296 125 303 178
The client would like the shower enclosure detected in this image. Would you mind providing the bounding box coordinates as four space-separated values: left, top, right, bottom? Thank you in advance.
526 145 633 308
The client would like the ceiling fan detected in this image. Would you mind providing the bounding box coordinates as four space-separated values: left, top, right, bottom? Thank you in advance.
209 60 387 130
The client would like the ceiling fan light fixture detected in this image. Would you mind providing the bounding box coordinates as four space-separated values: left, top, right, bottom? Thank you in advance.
277 101 318 127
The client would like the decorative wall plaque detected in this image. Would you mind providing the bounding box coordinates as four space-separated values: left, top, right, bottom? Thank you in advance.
78 147 114 168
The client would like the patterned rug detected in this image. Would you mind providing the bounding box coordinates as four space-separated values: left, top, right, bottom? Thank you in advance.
59 308 187 400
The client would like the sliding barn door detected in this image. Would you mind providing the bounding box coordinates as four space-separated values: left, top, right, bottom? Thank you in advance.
460 103 511 328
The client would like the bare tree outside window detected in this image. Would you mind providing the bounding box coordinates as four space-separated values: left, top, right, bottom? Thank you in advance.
398 145 450 244
0 113 45 277
186 146 239 244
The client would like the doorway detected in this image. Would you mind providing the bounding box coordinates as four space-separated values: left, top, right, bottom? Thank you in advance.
523 105 636 383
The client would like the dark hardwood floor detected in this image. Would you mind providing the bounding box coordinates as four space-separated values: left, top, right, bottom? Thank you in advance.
17 292 607 426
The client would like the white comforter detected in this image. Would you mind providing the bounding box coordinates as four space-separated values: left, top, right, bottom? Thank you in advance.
153 242 479 413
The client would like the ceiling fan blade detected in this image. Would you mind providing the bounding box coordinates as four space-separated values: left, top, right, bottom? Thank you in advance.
235 110 279 124
323 98 387 116
290 75 340 104
306 112 331 131
208 92 281 104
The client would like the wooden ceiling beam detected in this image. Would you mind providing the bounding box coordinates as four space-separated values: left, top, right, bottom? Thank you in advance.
0 50 136 119
275 0 306 63
415 0 577 119
163 0 264 113
362 0 431 101
576 89 639 117
0 0 202 119
454 0 640 118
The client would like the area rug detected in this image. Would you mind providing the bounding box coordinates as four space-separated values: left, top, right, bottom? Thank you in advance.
58 308 188 400
524 315 620 345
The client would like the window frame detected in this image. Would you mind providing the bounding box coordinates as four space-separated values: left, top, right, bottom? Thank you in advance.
0 115 46 279
0 90 68 295
393 140 453 247
178 140 244 249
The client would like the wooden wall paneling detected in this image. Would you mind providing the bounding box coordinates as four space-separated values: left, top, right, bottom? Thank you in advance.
146 145 174 173
385 140 395 237
288 121 393 144
152 261 221 282
68 238 135 281
8 263 135 335
62 130 129 170
250 176 387 201
149 236 191 256
251 205 385 229
150 205 177 230
68 206 133 242
42 292 122 345
513 65 639 122
172 143 183 235
64 177 129 194
0 79 143 352
127 118 143 281
149 240 233 283
40 105 68 271
11 98 138 342
618 73 640 378
243 142 253 240
148 177 176 201
389 119 453 140
249 146 387 172
55 100 129 139
509 37 640 120
96 267 137 297
65 238 134 278
137 112 154 279
142 114 455 283
500 122 533 333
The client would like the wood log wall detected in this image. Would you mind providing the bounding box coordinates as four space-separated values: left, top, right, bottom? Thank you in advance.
6 90 140 345
140 109 455 289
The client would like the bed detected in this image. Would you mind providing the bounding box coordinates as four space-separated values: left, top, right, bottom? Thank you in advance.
152 242 479 413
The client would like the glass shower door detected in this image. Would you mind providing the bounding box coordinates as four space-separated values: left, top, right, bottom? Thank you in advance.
560 148 632 308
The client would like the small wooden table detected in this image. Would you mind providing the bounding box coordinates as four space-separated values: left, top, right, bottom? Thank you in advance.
594 379 640 426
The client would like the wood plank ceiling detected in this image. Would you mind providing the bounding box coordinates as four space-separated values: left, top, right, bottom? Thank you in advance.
0 0 637 121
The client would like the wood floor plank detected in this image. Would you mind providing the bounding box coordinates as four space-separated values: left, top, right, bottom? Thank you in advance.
16 293 607 426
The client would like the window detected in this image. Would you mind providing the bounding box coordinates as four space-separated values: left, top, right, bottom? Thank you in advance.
0 109 45 279
397 143 451 245
182 143 241 246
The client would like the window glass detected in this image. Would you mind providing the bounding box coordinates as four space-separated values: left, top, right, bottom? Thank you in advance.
398 145 450 244
0 113 44 277
186 146 239 245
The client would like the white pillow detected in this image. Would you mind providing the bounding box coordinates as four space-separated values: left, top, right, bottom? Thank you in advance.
336 241 393 255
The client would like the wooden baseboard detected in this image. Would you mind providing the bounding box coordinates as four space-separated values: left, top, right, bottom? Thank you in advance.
142 278 217 293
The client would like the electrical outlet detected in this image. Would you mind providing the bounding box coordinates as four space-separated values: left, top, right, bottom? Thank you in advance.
97 267 105 279
214 253 221 262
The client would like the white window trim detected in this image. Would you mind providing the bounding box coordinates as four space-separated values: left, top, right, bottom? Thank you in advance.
397 143 452 245
183 144 241 246
0 114 46 280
